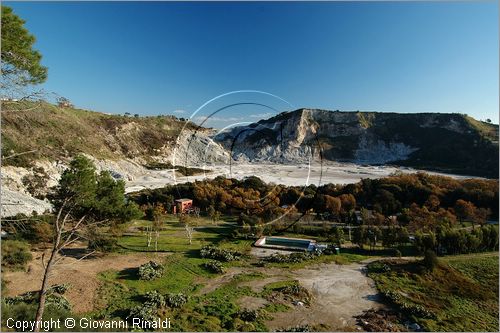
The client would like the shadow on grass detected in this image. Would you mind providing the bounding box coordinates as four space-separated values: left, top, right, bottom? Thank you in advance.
117 267 140 281
340 245 418 257
184 248 202 259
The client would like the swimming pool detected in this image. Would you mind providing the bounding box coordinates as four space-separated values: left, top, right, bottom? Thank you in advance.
254 236 316 252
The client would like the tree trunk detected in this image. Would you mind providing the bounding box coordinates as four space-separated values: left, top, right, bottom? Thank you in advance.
34 236 60 332
155 231 159 252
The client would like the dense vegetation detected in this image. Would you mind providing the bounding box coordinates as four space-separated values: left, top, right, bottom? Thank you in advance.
131 173 498 254
368 253 499 331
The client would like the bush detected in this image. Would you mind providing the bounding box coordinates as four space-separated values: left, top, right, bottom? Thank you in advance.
202 260 225 274
237 309 259 322
422 250 439 272
166 293 188 308
138 261 164 280
382 290 434 318
87 234 118 252
47 283 70 295
200 245 241 262
144 290 166 308
127 304 157 322
5 289 71 312
1 240 32 269
263 251 320 264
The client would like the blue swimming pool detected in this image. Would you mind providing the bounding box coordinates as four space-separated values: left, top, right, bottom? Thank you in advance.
254 236 316 251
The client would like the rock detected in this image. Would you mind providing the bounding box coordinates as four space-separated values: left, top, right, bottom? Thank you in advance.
1 188 52 217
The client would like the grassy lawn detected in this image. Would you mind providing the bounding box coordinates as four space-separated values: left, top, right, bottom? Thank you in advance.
368 252 499 332
117 217 233 253
90 214 390 331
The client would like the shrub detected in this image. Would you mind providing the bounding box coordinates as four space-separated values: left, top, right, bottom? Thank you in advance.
165 293 188 308
127 304 157 322
202 261 225 274
87 234 118 252
47 284 70 295
1 240 32 269
138 261 164 280
263 251 320 264
237 309 259 322
4 289 71 312
422 250 439 272
382 290 434 318
22 167 49 199
144 290 165 308
200 245 241 262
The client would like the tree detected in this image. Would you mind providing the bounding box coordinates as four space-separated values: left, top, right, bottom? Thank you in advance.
1 6 47 93
329 227 345 248
179 214 193 244
424 194 440 211
34 156 140 330
422 250 438 272
472 207 490 228
339 194 356 222
324 195 341 220
454 199 476 224
152 205 164 252
352 225 368 249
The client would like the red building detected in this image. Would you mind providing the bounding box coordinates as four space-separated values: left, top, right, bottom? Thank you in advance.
174 198 193 214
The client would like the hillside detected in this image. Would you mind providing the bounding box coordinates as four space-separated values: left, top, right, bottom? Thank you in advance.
1 101 198 167
2 103 498 179
215 109 499 178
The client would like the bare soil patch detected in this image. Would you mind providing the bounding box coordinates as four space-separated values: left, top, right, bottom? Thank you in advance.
236 296 269 311
3 249 170 313
197 260 385 331
264 262 385 331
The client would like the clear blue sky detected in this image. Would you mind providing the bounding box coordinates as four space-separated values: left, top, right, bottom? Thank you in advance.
6 1 499 126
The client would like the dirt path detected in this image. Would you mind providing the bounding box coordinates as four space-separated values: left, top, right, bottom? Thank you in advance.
268 262 385 331
234 262 385 331
197 260 386 331
3 249 170 313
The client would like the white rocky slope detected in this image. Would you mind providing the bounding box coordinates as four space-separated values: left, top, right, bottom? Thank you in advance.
0 129 229 217
214 109 420 164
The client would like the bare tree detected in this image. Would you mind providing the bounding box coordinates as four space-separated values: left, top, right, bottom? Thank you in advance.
146 226 152 248
33 200 102 331
185 223 194 245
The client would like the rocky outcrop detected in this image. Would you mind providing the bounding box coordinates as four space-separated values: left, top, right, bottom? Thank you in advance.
1 188 52 217
214 109 498 177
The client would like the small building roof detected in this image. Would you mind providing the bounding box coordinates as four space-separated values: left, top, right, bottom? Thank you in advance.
175 198 192 203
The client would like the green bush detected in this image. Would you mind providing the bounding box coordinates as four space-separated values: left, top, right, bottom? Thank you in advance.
166 293 188 308
1 240 32 269
138 261 164 280
422 250 439 272
200 245 241 262
202 261 225 274
4 289 71 312
127 304 157 322
237 309 259 322
263 251 320 264
48 284 70 295
144 290 165 308
87 234 118 252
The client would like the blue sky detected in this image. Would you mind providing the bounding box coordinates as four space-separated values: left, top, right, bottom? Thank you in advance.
6 1 499 127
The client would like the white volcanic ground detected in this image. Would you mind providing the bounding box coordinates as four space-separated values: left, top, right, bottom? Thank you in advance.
125 162 478 193
0 161 481 217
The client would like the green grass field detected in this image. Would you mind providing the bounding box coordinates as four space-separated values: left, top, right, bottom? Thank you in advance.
368 252 499 332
